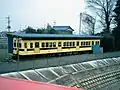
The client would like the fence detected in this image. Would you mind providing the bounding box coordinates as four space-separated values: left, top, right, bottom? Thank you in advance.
0 37 8 49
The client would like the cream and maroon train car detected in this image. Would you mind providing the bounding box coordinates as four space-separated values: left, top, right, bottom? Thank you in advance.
7 33 101 56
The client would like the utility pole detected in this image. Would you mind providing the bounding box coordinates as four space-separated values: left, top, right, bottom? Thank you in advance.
6 16 11 32
79 13 82 35
17 37 20 71
17 37 22 71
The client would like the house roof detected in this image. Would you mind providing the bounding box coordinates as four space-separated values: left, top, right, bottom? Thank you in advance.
7 32 102 39
53 26 74 31
0 76 82 90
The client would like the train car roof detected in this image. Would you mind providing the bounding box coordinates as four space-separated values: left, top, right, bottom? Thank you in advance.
0 76 82 90
7 32 102 39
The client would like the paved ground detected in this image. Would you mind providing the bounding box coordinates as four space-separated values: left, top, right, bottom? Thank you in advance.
1 51 120 74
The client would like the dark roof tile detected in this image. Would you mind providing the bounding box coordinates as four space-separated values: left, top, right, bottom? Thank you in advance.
53 26 74 31
7 32 102 39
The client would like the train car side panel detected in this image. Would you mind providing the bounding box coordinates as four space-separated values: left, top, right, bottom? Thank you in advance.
12 39 100 56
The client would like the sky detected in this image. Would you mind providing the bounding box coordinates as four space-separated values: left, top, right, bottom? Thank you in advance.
0 0 85 34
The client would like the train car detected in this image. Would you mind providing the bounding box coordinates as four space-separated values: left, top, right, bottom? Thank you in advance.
7 33 102 57
0 76 83 90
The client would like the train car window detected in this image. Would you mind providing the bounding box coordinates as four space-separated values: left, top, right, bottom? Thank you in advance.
70 42 72 47
81 42 83 46
97 41 99 45
88 41 90 46
19 43 21 48
83 42 85 46
30 43 33 48
14 42 16 47
96 41 99 45
92 41 94 45
24 43 27 48
73 42 75 46
77 41 79 46
63 42 65 46
35 42 39 48
86 42 88 46
42 42 45 47
63 42 66 47
53 42 56 47
58 42 61 47
95 41 97 45
65 42 67 46
50 42 52 47
67 42 69 46
46 42 49 47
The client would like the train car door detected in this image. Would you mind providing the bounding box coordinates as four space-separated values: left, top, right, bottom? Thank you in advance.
24 42 28 54
76 41 79 50
58 42 62 51
34 42 40 53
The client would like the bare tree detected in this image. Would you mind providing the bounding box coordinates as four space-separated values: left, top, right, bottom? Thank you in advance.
82 13 96 35
86 0 115 33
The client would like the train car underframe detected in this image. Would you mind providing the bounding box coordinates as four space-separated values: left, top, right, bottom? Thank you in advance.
12 50 93 60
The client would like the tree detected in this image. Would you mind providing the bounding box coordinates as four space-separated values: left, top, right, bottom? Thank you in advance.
112 0 120 50
114 0 120 29
37 28 44 34
46 23 52 31
23 26 36 33
48 28 57 34
82 13 96 35
86 0 115 33
46 23 58 34
23 24 58 34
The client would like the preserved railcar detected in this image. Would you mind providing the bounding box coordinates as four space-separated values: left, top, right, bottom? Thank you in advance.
7 33 102 56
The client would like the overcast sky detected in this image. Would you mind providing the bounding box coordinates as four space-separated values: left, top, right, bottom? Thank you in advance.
0 0 85 34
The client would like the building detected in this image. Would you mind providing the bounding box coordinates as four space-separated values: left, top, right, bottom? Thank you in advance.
0 31 7 37
53 26 74 34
